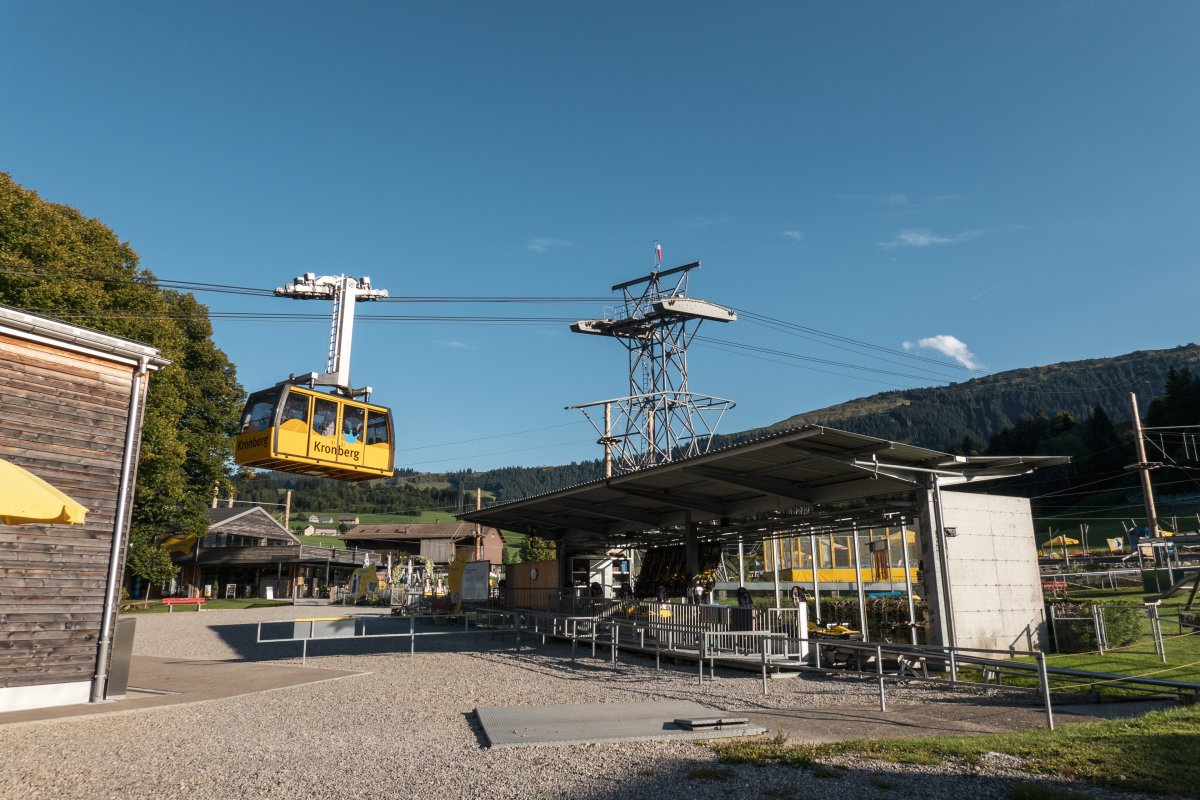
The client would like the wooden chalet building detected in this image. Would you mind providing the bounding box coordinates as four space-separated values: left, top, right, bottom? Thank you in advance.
342 522 505 566
0 306 168 712
172 506 379 600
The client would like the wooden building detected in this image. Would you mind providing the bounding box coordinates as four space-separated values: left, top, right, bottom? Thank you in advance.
0 306 168 712
173 506 378 600
342 522 505 566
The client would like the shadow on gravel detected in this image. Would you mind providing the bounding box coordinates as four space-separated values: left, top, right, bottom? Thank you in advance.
462 711 490 750
208 618 530 662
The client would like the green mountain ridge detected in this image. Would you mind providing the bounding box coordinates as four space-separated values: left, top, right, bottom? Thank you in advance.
714 343 1200 453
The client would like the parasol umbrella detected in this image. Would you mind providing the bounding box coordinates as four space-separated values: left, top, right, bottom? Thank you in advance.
0 457 88 525
1044 535 1079 547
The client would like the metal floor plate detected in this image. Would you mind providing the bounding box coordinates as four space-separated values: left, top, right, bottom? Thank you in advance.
475 700 766 748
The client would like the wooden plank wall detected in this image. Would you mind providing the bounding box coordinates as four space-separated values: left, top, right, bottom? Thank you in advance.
0 333 138 690
207 509 295 545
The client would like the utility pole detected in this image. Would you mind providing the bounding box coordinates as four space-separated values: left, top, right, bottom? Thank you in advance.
474 488 482 561
284 490 292 530
1128 393 1162 540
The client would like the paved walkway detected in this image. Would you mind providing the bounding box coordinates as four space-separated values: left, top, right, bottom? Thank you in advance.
0 655 362 727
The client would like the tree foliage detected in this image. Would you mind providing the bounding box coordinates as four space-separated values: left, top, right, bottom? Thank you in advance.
0 173 243 544
519 535 556 562
125 539 180 600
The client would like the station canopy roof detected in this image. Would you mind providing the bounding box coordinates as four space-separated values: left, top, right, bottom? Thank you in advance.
458 425 1068 550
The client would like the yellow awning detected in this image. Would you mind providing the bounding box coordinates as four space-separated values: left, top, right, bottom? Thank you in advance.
1044 535 1079 547
0 458 88 526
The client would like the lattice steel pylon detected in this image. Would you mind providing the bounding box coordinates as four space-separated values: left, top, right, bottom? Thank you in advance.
568 250 736 476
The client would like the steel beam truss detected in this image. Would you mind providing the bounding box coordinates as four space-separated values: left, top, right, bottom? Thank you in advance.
570 257 735 474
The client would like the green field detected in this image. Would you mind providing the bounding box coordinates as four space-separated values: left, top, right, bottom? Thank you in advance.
295 534 346 548
716 704 1200 797
297 509 464 527
120 598 292 614
1036 587 1200 692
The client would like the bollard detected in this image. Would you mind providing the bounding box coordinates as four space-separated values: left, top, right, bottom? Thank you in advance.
876 644 886 712
1036 651 1055 730
760 646 768 695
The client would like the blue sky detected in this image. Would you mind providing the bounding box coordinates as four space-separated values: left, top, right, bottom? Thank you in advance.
3 2 1197 471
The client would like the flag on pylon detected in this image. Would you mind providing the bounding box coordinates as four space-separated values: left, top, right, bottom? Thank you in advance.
654 242 662 264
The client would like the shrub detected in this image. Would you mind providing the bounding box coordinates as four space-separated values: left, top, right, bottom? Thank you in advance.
1051 602 1144 652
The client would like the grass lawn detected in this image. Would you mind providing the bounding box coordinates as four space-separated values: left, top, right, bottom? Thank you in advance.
503 529 527 563
120 598 292 614
1034 587 1200 691
716 704 1200 796
295 534 346 548
299 510 465 526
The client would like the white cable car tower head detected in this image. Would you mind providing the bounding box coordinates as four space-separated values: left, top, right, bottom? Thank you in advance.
274 273 388 399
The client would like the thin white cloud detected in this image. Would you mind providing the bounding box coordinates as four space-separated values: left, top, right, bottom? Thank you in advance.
527 237 572 253
780 230 805 242
879 228 980 249
903 335 980 369
434 340 469 349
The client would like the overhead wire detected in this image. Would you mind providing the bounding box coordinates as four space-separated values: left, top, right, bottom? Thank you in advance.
696 335 977 383
730 307 981 373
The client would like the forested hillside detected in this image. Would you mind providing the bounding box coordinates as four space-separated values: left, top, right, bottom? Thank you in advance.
718 345 1200 453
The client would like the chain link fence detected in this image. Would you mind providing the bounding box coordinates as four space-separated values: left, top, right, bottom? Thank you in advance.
1048 602 1167 661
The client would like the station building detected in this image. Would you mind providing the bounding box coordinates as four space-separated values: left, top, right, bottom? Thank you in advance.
462 425 1067 653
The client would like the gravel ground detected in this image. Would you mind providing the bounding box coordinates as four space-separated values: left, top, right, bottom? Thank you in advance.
0 606 1163 800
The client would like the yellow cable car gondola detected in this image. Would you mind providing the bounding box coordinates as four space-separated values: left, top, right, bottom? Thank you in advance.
234 383 394 482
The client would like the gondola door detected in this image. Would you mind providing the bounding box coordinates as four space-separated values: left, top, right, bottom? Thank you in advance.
308 395 342 465
275 389 312 459
335 403 368 468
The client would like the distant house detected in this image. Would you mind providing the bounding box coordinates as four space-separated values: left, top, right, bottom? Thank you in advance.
342 522 505 566
302 525 340 537
173 507 378 601
338 516 360 525
307 515 320 523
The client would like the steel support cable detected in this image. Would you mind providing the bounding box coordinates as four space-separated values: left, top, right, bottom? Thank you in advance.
695 336 962 383
9 307 582 324
1030 471 1132 499
729 307 982 373
394 421 583 453
1145 437 1200 491
402 438 597 467
692 341 912 389
737 316 971 381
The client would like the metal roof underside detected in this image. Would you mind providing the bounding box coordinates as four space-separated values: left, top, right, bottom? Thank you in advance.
458 425 1067 549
